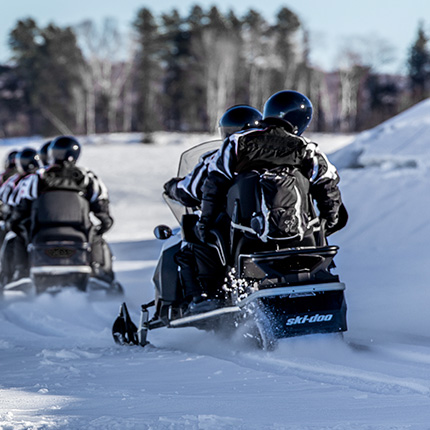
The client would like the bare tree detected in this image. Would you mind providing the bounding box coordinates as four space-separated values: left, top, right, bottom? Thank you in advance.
334 37 394 131
241 10 272 109
75 18 136 134
338 33 396 73
201 29 238 132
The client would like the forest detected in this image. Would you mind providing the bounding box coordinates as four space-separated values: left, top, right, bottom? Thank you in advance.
0 5 429 138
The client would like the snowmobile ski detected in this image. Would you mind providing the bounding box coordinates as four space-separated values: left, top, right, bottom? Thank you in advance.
112 302 139 345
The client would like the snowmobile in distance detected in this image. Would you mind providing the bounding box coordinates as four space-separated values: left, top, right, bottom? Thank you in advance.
0 190 123 296
112 140 347 350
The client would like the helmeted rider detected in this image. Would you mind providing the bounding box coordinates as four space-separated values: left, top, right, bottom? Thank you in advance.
162 105 264 316
192 90 347 308
0 147 41 282
0 149 19 232
0 149 23 219
0 150 19 186
7 136 117 284
198 90 346 243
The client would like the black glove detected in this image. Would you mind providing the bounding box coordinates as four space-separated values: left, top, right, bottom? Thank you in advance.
96 216 113 235
322 214 339 237
325 214 339 230
163 178 182 198
97 224 109 235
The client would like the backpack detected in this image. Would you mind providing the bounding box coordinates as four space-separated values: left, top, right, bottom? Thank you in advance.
250 166 311 242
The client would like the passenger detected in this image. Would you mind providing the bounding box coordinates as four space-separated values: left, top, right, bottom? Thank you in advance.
195 90 347 306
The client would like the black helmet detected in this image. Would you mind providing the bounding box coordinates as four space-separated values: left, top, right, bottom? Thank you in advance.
38 140 51 166
219 105 263 139
16 147 41 174
263 90 313 135
4 150 18 170
48 136 81 165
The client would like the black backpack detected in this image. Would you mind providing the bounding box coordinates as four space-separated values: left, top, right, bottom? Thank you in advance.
249 166 311 242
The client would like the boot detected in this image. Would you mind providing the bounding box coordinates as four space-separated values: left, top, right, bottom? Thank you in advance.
12 264 29 281
184 293 221 315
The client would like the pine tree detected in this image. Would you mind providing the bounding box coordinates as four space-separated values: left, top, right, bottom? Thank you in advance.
9 19 85 135
160 9 192 131
407 21 430 102
272 7 301 92
133 8 163 133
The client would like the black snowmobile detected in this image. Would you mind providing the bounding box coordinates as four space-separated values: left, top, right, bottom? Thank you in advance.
0 190 123 296
113 140 347 350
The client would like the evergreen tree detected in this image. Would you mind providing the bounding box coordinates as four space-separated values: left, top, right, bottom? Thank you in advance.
363 74 400 129
133 8 163 133
183 5 208 131
0 65 26 137
160 9 193 130
9 19 85 135
407 21 430 102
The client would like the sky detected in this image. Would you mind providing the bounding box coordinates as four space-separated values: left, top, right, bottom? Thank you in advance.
0 0 428 74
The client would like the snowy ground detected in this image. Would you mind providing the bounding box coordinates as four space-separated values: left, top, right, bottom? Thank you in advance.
0 113 430 430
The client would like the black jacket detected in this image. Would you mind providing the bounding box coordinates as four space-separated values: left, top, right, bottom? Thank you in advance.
9 163 113 236
200 119 345 234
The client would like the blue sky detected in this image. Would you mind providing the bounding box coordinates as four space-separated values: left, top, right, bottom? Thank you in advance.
1 0 428 74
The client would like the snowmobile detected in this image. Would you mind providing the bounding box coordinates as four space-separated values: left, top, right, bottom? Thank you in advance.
0 190 123 296
112 140 347 350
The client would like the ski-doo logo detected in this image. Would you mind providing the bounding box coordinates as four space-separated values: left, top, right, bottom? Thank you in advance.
286 313 333 326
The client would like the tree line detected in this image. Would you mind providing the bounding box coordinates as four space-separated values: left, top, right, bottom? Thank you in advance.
0 6 429 139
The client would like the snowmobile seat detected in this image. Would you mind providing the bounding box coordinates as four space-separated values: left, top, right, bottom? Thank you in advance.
238 245 340 286
31 226 88 244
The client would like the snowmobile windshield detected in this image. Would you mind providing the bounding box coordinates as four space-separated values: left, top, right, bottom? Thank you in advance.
164 140 222 224
177 140 222 177
163 193 188 223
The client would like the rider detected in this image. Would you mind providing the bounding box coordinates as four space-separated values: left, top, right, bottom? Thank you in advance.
0 150 19 245
0 150 18 186
163 105 263 315
0 147 41 282
194 90 347 304
8 136 117 285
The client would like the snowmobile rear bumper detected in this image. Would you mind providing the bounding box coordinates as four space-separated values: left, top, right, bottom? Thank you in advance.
30 266 92 275
163 281 347 338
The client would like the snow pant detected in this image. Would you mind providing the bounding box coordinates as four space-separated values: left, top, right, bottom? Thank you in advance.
0 234 14 285
174 242 225 300
12 234 29 277
91 234 114 283
0 222 6 251
0 232 29 285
